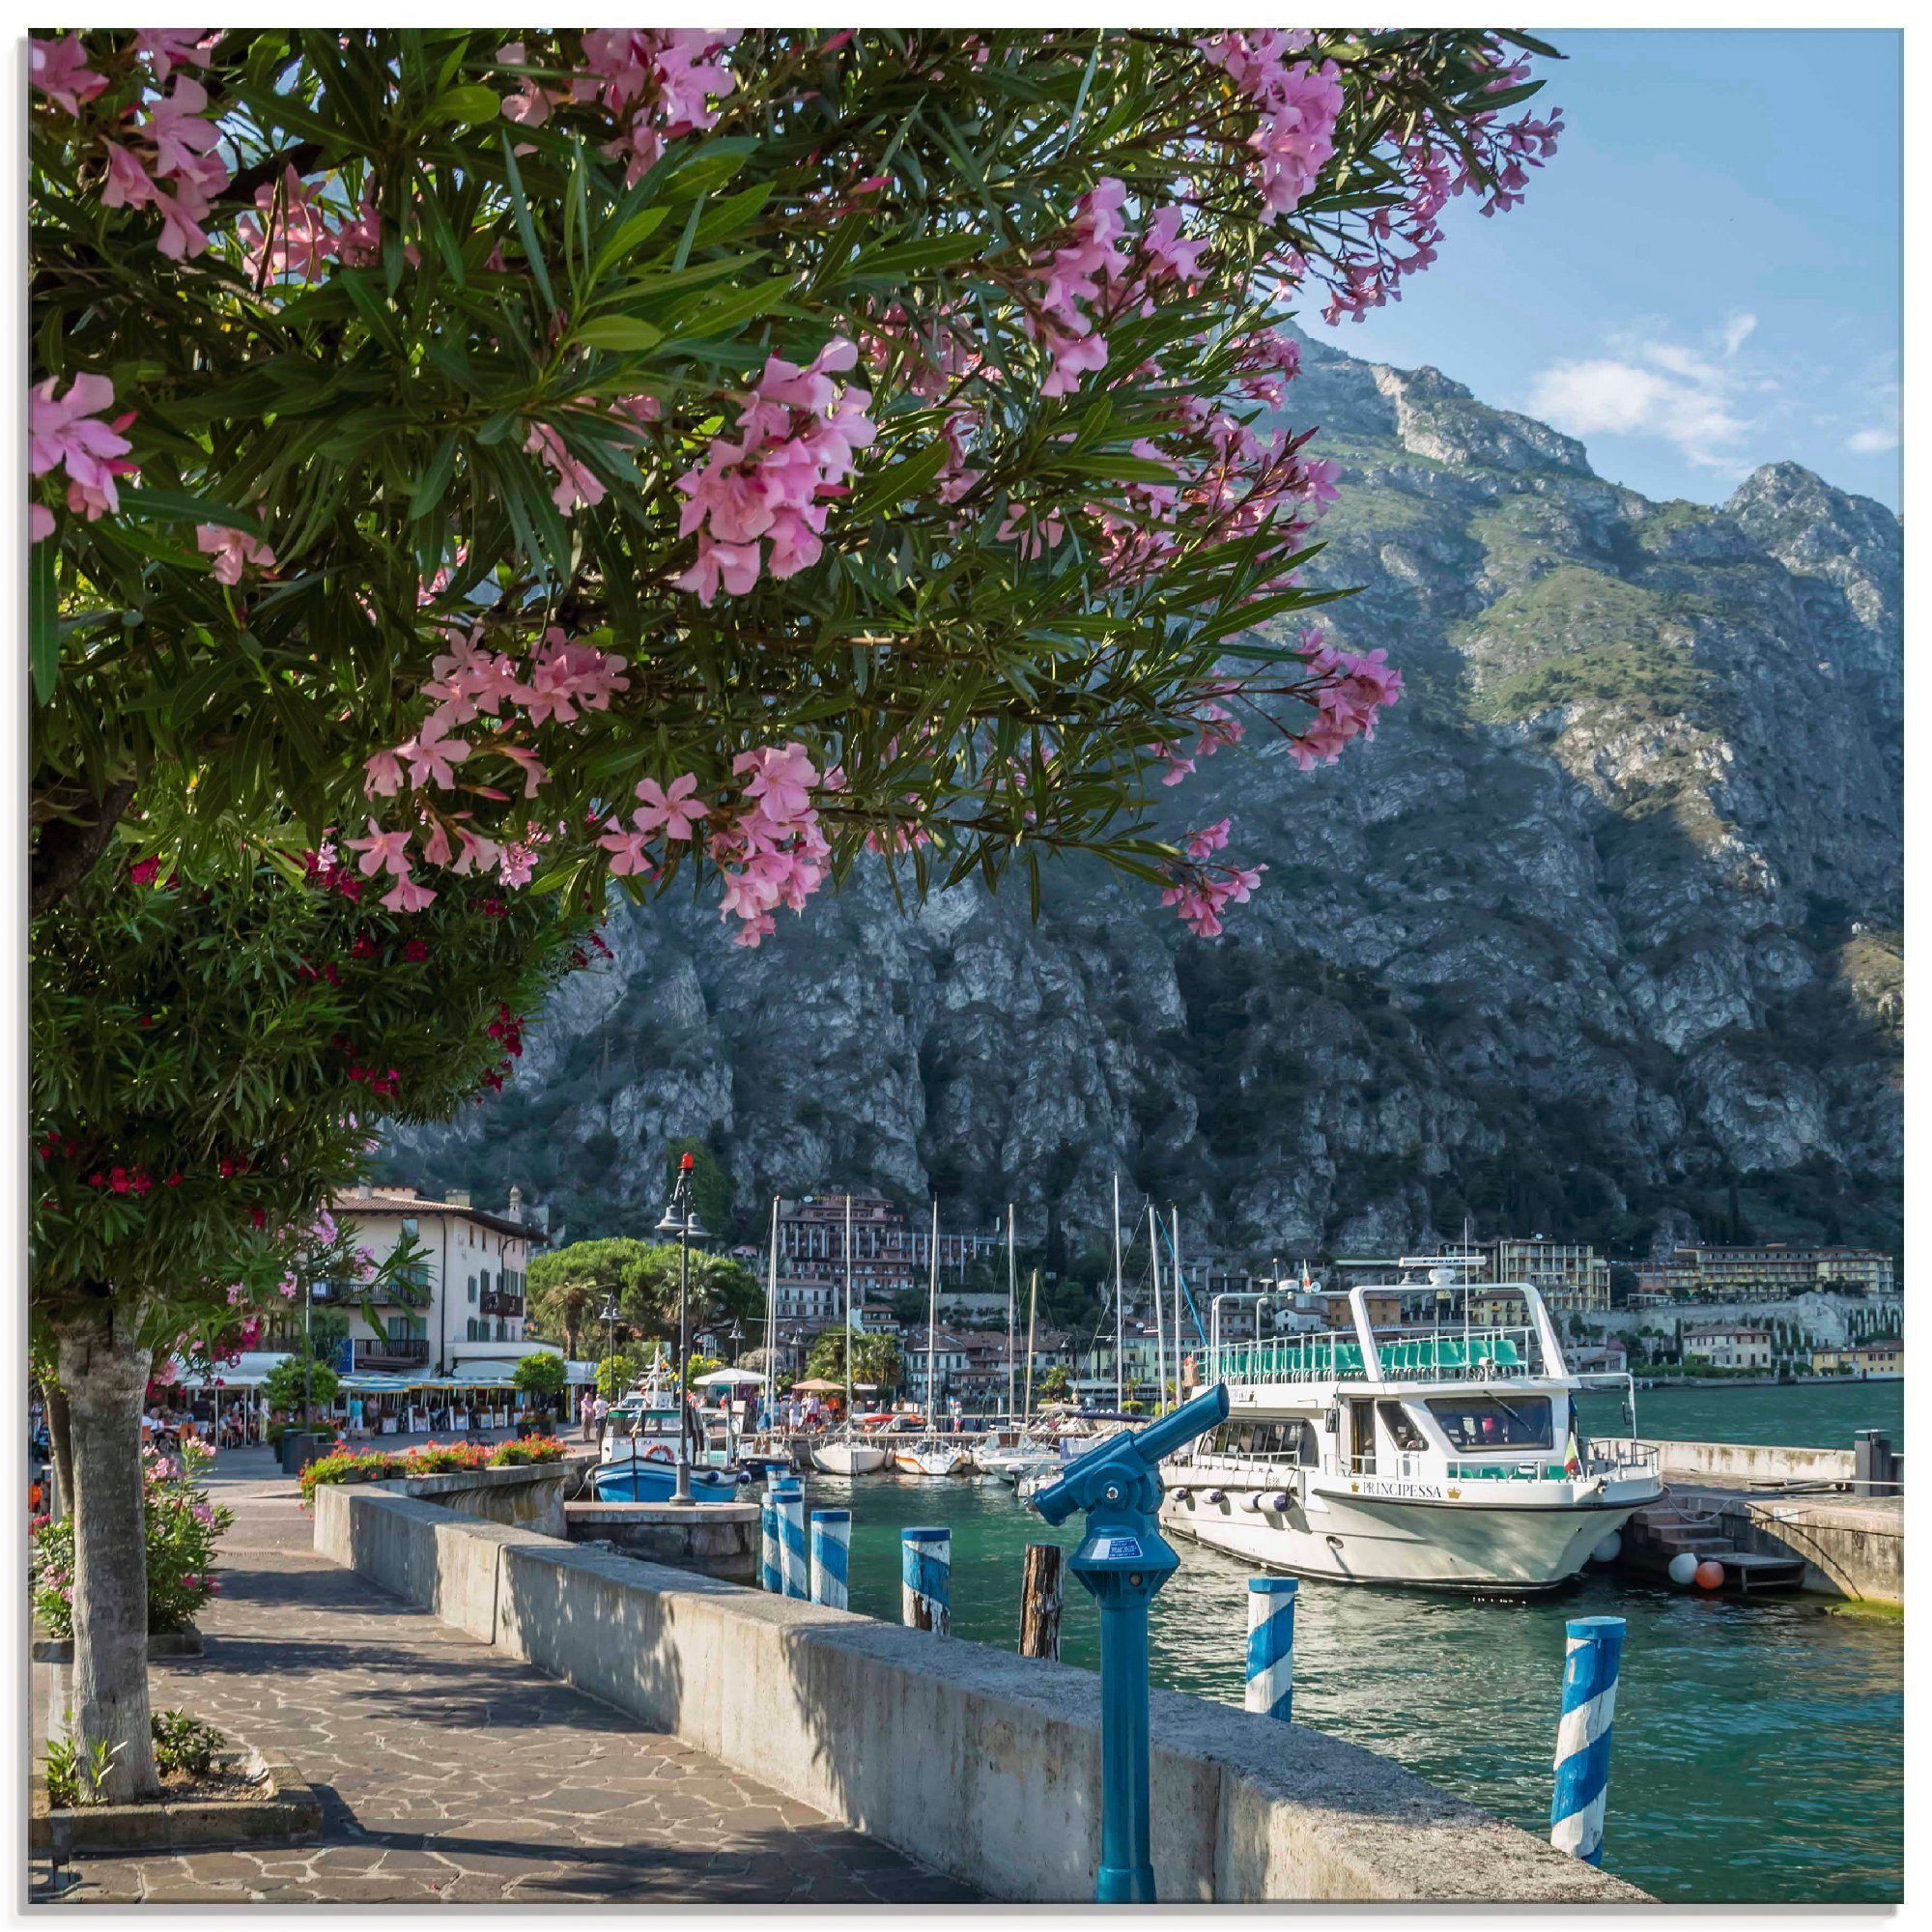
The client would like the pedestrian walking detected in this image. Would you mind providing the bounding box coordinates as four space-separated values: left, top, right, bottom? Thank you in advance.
579 1389 596 1441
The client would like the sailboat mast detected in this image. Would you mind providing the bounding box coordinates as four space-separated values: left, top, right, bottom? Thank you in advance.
766 1196 779 1412
1024 1268 1038 1423
1006 1204 1016 1421
843 1193 854 1423
1112 1172 1123 1412
1171 1206 1183 1391
926 1200 940 1432
1149 1203 1164 1414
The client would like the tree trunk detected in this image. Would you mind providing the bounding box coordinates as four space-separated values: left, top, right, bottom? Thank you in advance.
45 1379 74 1520
53 1304 159 1801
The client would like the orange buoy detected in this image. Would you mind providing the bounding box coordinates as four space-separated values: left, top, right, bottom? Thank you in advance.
1693 1559 1725 1590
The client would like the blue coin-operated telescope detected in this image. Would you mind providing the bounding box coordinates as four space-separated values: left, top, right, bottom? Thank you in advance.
1033 1382 1230 1903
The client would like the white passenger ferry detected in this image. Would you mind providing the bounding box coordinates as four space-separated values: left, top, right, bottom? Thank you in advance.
1161 1264 1662 1592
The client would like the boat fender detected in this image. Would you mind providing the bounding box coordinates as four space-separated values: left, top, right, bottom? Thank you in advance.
1204 1488 1226 1506
1263 1491 1291 1513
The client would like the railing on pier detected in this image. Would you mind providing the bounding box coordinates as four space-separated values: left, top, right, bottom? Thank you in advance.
1209 1325 1544 1388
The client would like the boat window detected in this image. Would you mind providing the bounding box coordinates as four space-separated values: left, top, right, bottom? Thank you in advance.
1377 1401 1428 1451
1425 1396 1552 1449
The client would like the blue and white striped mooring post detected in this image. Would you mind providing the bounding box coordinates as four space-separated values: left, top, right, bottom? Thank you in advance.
1549 1614 1627 1865
775 1479 810 1600
900 1526 951 1634
1244 1577 1297 1721
810 1509 850 1609
759 1480 783 1594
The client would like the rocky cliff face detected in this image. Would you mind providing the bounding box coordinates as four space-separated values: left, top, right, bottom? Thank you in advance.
387 332 1903 1263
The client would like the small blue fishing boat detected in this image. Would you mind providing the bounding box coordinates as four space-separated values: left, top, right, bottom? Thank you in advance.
591 1371 753 1503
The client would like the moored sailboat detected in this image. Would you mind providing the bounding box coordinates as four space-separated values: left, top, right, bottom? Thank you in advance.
811 1192 887 1474
892 1201 970 1475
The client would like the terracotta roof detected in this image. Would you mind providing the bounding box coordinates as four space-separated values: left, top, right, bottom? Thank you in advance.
334 1189 536 1241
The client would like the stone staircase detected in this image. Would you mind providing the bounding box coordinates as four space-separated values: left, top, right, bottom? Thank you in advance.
1620 1493 1808 1593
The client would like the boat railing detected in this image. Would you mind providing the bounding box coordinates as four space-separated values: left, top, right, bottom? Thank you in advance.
1209 1324 1546 1387
1583 1440 1661 1480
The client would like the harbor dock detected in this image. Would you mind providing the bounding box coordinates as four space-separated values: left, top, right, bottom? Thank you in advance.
30 1460 970 1905
1596 1435 1903 1605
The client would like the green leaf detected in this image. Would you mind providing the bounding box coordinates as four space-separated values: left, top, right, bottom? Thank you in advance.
29 535 59 704
117 488 262 535
574 315 665 353
498 131 554 313
848 231 986 278
426 83 503 126
409 434 459 520
590 205 672 279
658 276 792 344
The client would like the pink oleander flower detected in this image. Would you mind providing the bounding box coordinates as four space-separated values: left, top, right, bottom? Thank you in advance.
134 29 213 84
196 524 276 585
1143 206 1208 283
364 748 407 798
397 713 471 789
382 874 438 913
733 742 818 822
29 34 107 115
633 773 710 841
599 822 655 877
347 820 412 880
672 533 761 606
671 337 874 600
526 420 607 515
30 373 134 523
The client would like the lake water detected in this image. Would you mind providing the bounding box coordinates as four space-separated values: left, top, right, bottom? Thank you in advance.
808 1380 1903 1903
1577 1376 1903 1448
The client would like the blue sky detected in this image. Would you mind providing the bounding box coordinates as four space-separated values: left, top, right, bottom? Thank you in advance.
1313 30 1901 510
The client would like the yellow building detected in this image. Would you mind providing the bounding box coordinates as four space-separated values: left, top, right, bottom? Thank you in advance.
1810 1343 1903 1378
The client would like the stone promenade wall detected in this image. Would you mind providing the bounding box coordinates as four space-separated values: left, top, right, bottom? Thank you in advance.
1595 1435 1857 1486
314 1484 1644 1903
391 1461 577 1539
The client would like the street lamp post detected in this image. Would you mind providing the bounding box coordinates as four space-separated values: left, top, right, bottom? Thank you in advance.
598 1293 619 1400
656 1152 709 1505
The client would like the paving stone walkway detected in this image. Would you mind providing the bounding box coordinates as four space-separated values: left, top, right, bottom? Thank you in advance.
33 1472 976 1904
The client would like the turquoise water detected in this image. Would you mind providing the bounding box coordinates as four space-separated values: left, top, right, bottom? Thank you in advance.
1577 1377 1903 1449
809 1380 1903 1902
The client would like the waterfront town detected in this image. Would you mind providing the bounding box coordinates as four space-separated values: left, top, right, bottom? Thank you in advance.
104 1179 1908 1439
24 18 1903 1919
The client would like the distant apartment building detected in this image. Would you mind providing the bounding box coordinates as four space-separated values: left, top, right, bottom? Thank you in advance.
1480 1238 1610 1318
1633 1255 1700 1300
775 1192 1006 1305
902 1324 1014 1406
1682 1324 1774 1372
283 1183 544 1377
1336 1240 1609 1318
1639 1244 1897 1300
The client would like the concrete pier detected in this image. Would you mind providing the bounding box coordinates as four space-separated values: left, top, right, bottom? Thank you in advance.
1683 1488 1902 1605
315 1480 1646 1902
565 1498 759 1582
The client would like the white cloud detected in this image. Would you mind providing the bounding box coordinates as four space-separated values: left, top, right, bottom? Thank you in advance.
1523 315 1766 471
1846 425 1899 456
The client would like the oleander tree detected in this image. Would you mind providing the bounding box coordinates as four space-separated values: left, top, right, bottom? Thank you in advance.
31 25 1561 940
28 24 1562 1798
29 852 589 1796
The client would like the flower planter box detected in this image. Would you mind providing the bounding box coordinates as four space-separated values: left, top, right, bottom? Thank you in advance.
29 1745 322 1857
31 1623 204 1665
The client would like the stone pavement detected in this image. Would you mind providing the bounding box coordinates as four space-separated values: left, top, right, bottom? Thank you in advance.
32 1468 976 1904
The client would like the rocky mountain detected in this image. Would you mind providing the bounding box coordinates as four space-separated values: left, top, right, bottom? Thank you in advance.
385 330 1903 1270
